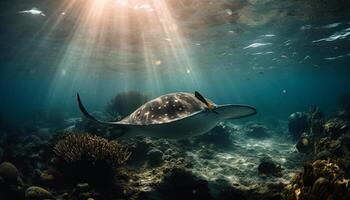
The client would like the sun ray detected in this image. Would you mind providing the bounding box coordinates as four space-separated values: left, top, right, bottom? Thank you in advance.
38 0 201 106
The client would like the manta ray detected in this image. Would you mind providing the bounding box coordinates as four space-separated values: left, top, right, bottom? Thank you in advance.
77 91 257 139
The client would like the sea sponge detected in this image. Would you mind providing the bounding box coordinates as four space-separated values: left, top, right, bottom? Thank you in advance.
54 133 130 167
105 91 149 120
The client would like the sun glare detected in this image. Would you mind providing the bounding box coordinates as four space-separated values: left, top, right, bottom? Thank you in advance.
116 0 128 6
39 0 199 95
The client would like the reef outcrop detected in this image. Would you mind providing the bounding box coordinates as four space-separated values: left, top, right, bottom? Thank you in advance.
285 105 350 199
284 159 350 200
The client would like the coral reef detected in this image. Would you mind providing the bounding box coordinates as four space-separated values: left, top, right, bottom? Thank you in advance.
285 105 350 199
284 159 350 200
54 134 130 167
105 91 149 120
0 132 53 183
53 133 130 187
2 103 350 200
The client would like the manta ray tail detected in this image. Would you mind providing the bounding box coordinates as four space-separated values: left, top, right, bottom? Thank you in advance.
76 93 129 137
77 93 103 124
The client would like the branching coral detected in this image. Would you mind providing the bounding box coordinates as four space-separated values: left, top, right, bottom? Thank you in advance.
54 134 130 167
54 134 130 190
53 133 131 188
105 91 149 120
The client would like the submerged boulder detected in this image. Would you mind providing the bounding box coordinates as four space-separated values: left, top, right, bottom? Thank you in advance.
71 182 100 200
25 186 54 200
296 135 314 154
245 123 270 139
147 148 164 167
311 177 330 198
0 162 20 183
194 122 233 148
155 168 211 200
258 157 282 177
288 112 309 139
0 161 25 200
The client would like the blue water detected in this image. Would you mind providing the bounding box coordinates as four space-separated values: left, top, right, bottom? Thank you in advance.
1 2 350 199
0 0 350 124
1 63 349 123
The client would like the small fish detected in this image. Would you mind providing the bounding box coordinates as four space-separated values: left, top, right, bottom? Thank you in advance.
321 22 341 29
244 43 272 49
19 8 46 16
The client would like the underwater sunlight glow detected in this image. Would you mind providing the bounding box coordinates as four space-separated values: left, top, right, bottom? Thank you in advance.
43 0 199 100
1 1 350 198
